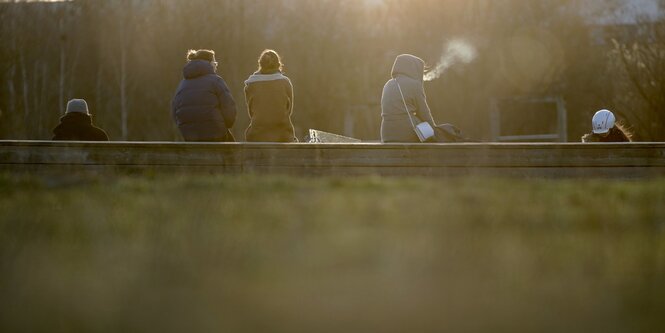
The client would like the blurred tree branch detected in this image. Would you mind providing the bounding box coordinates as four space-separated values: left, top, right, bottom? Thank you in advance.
609 21 665 140
0 0 660 141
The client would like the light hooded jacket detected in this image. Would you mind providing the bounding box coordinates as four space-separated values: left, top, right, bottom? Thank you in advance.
244 71 297 142
171 60 237 141
381 54 436 143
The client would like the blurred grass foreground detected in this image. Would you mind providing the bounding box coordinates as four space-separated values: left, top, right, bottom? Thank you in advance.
1 174 664 332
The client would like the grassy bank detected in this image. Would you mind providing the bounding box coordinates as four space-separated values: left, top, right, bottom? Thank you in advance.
1 174 664 332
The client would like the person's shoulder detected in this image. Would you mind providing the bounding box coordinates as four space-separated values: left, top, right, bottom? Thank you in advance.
90 126 109 141
212 74 227 82
205 73 226 83
210 75 231 90
280 75 293 87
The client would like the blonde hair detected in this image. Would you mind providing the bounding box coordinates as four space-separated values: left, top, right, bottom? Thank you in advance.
258 49 283 74
615 121 634 141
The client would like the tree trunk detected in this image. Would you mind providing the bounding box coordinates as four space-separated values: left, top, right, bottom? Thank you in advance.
59 19 66 116
7 67 16 136
96 64 103 122
32 61 40 137
40 62 48 138
120 44 128 140
66 45 82 102
19 54 29 139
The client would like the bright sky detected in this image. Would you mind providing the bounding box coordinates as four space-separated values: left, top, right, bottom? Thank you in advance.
4 0 661 24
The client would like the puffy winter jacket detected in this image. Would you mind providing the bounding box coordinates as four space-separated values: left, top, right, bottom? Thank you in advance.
171 60 237 141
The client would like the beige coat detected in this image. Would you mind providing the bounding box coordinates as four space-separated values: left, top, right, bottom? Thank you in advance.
244 72 297 142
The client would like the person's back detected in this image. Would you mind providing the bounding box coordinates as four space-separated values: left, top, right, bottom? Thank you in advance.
53 99 109 141
172 49 237 142
381 54 435 143
244 50 296 142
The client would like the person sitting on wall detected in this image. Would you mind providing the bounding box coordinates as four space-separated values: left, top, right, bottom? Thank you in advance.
244 49 297 142
171 49 237 142
379 54 467 143
582 109 633 142
52 99 109 141
380 54 436 143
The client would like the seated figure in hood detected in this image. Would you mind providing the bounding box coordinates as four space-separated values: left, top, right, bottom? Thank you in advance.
244 49 297 142
52 99 109 141
171 49 237 142
380 54 437 143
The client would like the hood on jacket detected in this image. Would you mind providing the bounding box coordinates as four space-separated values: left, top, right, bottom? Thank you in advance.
391 54 425 81
183 60 215 79
244 72 290 86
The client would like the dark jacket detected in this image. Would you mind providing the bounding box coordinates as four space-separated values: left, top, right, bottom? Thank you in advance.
244 71 297 142
581 127 631 142
171 60 237 141
52 113 109 141
381 54 435 143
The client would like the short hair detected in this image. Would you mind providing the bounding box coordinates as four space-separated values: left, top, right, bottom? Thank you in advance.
258 49 283 73
187 49 216 62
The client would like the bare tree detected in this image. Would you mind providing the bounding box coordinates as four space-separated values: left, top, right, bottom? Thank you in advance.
609 22 665 141
0 0 655 141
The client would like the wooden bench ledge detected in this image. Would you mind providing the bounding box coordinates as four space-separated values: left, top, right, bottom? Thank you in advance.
1 141 664 178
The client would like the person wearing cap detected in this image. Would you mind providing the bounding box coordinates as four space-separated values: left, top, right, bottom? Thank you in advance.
581 109 632 142
52 99 109 141
171 49 237 142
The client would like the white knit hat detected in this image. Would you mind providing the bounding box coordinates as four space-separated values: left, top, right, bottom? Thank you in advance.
66 99 89 115
592 109 615 134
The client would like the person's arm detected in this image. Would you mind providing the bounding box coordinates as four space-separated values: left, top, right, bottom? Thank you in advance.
244 84 253 119
414 84 435 125
170 97 177 123
286 79 294 116
215 77 237 129
95 128 109 141
171 81 183 123
52 124 64 140
287 79 298 142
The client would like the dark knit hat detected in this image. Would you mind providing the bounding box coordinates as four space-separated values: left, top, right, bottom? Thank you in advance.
66 99 89 115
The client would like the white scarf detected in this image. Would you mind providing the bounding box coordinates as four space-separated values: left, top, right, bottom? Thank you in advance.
244 73 290 85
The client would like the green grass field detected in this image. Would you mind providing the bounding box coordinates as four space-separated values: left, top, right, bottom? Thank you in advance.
1 174 664 332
